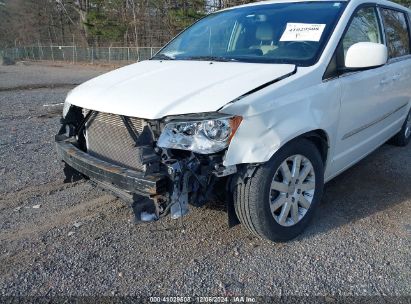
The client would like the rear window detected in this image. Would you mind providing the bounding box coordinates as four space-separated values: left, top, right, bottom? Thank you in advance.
380 8 411 59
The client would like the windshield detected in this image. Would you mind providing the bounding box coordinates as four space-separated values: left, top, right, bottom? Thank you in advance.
154 2 346 66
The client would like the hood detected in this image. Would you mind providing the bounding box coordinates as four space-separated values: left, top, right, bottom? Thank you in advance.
66 60 296 119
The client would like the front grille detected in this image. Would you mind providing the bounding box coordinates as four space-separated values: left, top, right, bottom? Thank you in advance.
85 112 146 172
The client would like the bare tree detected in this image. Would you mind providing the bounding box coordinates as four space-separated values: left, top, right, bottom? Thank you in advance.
1 0 409 49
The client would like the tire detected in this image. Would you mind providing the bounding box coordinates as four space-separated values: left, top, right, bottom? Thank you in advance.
233 138 324 242
391 109 411 147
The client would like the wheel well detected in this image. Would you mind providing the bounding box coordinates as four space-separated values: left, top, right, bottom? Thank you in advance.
300 130 329 164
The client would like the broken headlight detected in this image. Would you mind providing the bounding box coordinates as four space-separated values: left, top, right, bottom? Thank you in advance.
157 115 242 154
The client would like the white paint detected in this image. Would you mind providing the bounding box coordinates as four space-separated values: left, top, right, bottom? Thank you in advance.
345 42 387 68
221 0 411 181
66 0 411 183
280 23 326 42
66 61 295 120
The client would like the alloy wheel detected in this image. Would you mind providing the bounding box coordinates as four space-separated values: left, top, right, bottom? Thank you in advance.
405 112 411 139
269 154 316 227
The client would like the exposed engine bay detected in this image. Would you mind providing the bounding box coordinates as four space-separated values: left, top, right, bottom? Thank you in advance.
57 105 240 224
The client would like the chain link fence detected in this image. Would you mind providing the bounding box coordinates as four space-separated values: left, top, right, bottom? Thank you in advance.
1 46 163 64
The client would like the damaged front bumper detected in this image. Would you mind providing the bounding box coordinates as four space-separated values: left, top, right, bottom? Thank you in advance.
55 136 168 197
55 108 240 224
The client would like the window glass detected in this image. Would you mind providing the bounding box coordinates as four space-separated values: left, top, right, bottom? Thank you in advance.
342 7 382 59
381 8 411 58
154 2 347 66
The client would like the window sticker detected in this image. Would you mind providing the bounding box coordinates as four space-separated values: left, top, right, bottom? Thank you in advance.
280 23 326 42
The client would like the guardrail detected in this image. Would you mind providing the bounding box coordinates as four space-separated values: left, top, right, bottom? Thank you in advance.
1 46 163 64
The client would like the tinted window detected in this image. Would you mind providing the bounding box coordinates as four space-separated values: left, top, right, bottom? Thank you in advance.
154 2 347 66
342 7 382 60
381 8 411 58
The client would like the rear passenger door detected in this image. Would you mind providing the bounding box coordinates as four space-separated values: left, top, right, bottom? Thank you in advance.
378 7 411 126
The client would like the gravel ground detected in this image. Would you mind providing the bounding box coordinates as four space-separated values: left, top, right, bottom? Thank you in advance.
0 62 410 298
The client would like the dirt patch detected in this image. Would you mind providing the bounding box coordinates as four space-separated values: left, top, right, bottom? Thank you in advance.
0 194 116 242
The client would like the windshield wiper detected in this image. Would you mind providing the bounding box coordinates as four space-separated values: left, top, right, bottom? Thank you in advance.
151 54 174 60
184 56 237 62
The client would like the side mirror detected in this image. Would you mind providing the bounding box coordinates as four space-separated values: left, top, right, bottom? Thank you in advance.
345 42 388 69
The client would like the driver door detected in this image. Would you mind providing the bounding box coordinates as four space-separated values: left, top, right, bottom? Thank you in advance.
332 6 391 173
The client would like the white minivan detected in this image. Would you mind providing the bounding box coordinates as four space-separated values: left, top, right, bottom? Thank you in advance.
56 0 411 242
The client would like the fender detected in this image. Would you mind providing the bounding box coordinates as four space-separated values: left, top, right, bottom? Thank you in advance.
221 71 342 179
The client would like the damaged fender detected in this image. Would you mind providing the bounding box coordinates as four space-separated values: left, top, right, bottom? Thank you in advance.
221 68 342 180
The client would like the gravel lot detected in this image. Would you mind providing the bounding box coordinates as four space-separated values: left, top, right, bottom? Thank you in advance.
0 62 410 298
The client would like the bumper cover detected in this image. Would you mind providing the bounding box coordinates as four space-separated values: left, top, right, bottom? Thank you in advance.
55 138 168 196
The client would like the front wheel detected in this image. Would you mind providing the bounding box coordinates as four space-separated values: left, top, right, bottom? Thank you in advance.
391 109 411 147
233 138 324 242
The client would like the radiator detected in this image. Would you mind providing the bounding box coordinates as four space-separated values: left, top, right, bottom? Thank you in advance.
85 112 146 172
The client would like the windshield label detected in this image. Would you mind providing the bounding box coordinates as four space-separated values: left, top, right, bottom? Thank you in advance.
280 23 326 42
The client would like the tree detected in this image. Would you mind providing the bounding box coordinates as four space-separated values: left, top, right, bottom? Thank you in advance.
397 0 411 7
0 0 410 48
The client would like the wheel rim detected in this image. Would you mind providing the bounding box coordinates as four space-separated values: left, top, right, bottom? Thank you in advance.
269 155 316 227
405 112 411 139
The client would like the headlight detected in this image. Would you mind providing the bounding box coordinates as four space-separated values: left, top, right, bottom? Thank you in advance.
157 115 242 154
62 101 71 118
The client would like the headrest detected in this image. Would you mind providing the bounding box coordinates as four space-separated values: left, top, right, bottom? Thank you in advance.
256 23 274 41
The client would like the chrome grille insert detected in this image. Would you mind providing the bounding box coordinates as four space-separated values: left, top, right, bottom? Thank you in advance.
85 112 146 172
